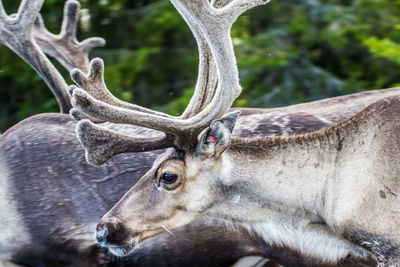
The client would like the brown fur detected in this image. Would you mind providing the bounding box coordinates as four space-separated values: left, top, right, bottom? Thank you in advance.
230 95 397 156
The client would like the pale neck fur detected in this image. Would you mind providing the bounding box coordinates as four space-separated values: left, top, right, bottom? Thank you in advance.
202 109 382 263
217 134 336 223
210 105 381 226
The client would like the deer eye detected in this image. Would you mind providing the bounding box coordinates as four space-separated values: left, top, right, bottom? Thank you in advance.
160 172 178 184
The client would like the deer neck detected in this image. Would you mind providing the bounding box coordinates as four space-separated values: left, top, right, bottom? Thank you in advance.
200 98 398 264
216 137 334 223
210 106 380 226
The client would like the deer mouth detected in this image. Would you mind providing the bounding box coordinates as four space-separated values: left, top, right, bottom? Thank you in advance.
104 229 166 257
105 238 138 257
107 242 137 257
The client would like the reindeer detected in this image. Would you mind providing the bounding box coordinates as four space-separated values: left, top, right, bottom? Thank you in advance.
68 0 400 266
0 0 398 266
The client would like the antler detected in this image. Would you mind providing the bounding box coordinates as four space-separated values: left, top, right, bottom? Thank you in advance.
0 0 105 113
0 0 71 112
69 0 222 120
72 0 270 165
70 59 173 118
69 0 223 165
33 0 105 74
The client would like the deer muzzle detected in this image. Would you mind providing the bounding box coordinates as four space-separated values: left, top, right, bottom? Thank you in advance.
95 220 139 256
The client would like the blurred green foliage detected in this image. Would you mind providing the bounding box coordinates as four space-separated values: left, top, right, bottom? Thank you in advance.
1 0 400 132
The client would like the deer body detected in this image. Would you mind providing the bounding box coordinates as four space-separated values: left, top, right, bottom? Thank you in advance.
215 97 400 262
97 96 400 265
0 112 337 266
212 97 400 264
2 90 396 266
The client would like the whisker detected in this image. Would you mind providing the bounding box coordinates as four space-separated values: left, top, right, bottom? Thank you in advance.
161 224 175 236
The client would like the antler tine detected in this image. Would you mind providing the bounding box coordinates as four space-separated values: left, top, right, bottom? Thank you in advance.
17 0 44 26
0 2 6 18
70 58 173 118
72 0 270 144
181 0 243 118
61 0 81 40
77 120 173 166
216 0 271 24
0 0 72 113
172 0 270 123
179 3 217 119
33 0 105 74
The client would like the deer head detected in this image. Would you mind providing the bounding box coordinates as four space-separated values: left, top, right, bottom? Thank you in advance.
70 0 271 256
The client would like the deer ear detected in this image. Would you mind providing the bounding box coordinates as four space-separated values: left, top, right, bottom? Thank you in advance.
196 111 240 158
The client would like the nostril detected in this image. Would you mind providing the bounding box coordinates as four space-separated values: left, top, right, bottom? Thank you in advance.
96 233 104 243
95 222 130 246
96 225 108 245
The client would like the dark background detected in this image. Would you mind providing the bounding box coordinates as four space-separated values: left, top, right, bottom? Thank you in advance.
1 0 400 132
